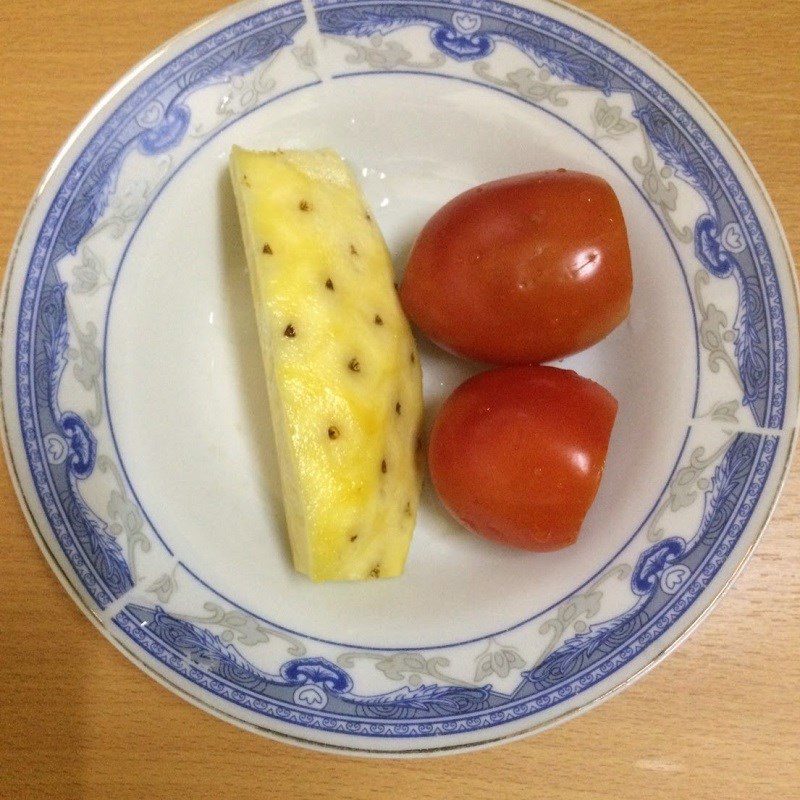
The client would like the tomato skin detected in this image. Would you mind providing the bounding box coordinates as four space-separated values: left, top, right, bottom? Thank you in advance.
428 366 617 551
400 170 632 364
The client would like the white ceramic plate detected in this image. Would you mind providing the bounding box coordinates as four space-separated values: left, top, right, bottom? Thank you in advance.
2 0 797 756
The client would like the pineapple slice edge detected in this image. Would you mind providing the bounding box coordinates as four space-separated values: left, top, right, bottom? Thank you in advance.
229 146 424 582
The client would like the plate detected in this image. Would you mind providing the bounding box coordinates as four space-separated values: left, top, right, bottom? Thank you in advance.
2 0 797 755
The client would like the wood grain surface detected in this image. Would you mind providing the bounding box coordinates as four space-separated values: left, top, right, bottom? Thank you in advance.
1 1 798 797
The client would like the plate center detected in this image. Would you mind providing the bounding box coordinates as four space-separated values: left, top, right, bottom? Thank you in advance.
105 75 695 647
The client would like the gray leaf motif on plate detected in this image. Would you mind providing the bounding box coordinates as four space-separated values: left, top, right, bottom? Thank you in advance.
536 563 631 664
172 602 307 654
78 156 174 246
332 33 446 70
291 41 317 72
632 124 693 242
192 61 279 138
473 640 526 682
647 432 737 542
473 61 591 107
64 300 103 428
696 399 740 424
695 269 745 391
97 455 150 582
338 642 525 688
338 651 475 688
591 98 637 139
146 565 178 603
71 245 109 296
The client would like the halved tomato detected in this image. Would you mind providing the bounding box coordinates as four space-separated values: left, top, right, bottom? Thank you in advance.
428 366 617 551
400 170 632 364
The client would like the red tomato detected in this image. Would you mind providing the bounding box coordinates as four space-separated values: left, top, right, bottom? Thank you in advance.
400 170 632 364
428 366 617 551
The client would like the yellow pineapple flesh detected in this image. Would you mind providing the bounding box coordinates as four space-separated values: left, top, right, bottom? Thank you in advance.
229 147 423 581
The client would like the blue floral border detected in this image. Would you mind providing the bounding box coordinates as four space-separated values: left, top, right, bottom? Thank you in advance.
16 2 307 608
12 0 789 741
314 0 787 430
109 432 775 736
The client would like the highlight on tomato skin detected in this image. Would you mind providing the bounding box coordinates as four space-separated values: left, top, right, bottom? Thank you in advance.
400 170 632 365
427 366 618 551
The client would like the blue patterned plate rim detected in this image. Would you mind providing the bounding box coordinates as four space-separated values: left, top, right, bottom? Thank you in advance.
1 0 797 755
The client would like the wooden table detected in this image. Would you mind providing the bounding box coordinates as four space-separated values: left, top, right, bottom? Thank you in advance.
1 1 797 796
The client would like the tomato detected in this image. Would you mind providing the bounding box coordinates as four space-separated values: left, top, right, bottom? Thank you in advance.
428 366 617 551
400 170 632 364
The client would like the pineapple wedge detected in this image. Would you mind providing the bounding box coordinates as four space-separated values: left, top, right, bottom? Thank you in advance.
229 147 423 581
